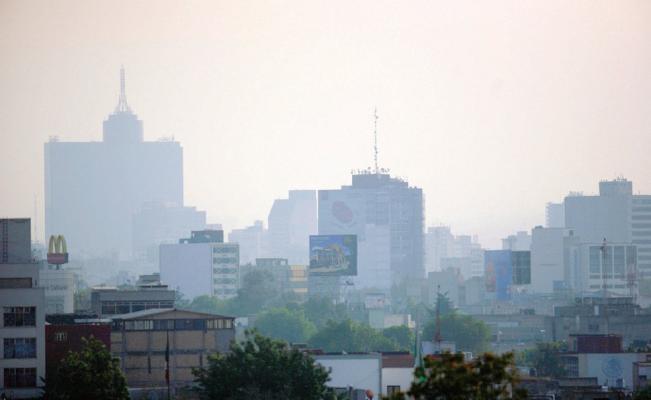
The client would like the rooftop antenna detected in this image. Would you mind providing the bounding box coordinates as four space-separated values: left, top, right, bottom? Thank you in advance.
116 65 132 113
373 107 379 174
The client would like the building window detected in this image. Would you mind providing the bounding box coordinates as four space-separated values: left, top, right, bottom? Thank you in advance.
3 368 37 388
54 331 67 342
387 386 401 395
124 320 154 331
3 338 36 359
589 247 601 275
3 307 36 327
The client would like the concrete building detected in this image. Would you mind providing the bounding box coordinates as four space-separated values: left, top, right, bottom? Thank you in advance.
428 268 463 307
267 190 317 265
228 220 268 265
530 227 568 294
381 352 414 396
632 195 651 280
552 297 651 345
0 219 46 398
502 231 532 251
240 258 308 300
44 68 184 259
110 308 235 390
0 219 31 264
425 226 454 273
546 202 565 228
90 284 175 317
313 353 382 397
38 266 75 314
132 202 206 268
160 230 239 300
318 172 424 292
0 266 46 398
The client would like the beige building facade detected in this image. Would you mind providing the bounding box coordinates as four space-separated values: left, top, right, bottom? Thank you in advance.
110 308 235 389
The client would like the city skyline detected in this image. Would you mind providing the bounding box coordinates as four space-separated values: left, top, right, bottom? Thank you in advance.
2 1 651 248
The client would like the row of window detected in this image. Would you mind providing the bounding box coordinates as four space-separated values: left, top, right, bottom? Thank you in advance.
101 301 174 315
115 318 233 331
4 368 36 388
214 278 237 285
214 268 237 274
213 257 238 264
3 307 36 327
3 338 36 359
212 247 237 254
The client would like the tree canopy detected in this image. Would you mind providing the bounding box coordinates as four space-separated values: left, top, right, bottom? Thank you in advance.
254 307 316 344
519 342 567 378
44 337 129 400
422 312 491 354
194 332 333 400
308 319 399 353
383 325 415 352
389 352 526 400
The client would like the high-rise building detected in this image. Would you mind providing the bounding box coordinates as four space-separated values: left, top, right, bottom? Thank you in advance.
563 178 651 281
132 202 206 268
425 226 454 273
0 218 32 264
545 202 565 228
317 172 424 290
228 220 268 265
267 190 317 265
44 68 184 259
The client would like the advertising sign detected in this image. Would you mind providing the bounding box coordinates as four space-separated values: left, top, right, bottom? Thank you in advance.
309 235 357 276
485 250 512 300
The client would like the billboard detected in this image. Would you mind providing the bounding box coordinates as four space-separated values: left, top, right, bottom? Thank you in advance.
485 250 512 301
309 235 357 276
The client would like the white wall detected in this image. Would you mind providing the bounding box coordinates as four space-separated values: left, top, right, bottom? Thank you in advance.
382 368 413 395
579 353 648 389
314 355 381 396
530 227 565 293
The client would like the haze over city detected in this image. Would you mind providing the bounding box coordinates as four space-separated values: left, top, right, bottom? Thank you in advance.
2 1 651 247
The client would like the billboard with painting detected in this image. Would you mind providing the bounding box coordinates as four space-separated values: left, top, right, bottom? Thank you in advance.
309 235 357 276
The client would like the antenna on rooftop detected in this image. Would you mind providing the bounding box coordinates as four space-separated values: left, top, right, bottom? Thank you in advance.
373 107 379 174
116 65 132 113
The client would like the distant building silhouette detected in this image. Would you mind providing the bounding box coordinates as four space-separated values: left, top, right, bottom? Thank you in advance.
44 68 184 259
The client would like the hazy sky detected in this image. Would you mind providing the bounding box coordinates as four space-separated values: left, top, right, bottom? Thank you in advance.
1 1 650 248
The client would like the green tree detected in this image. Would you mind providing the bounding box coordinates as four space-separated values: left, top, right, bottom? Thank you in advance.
520 342 567 378
383 325 414 352
391 352 526 400
44 337 129 400
422 313 490 354
194 332 333 400
234 270 279 315
302 297 349 329
309 319 399 352
255 307 316 343
633 385 651 400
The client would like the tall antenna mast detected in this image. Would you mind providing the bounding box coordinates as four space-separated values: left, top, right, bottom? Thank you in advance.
373 107 379 174
435 284 442 346
116 65 131 113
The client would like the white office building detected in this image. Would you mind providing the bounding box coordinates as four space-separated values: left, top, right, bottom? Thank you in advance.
160 231 239 300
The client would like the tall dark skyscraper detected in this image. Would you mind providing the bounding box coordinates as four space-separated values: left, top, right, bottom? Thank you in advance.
318 172 425 290
44 68 184 258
